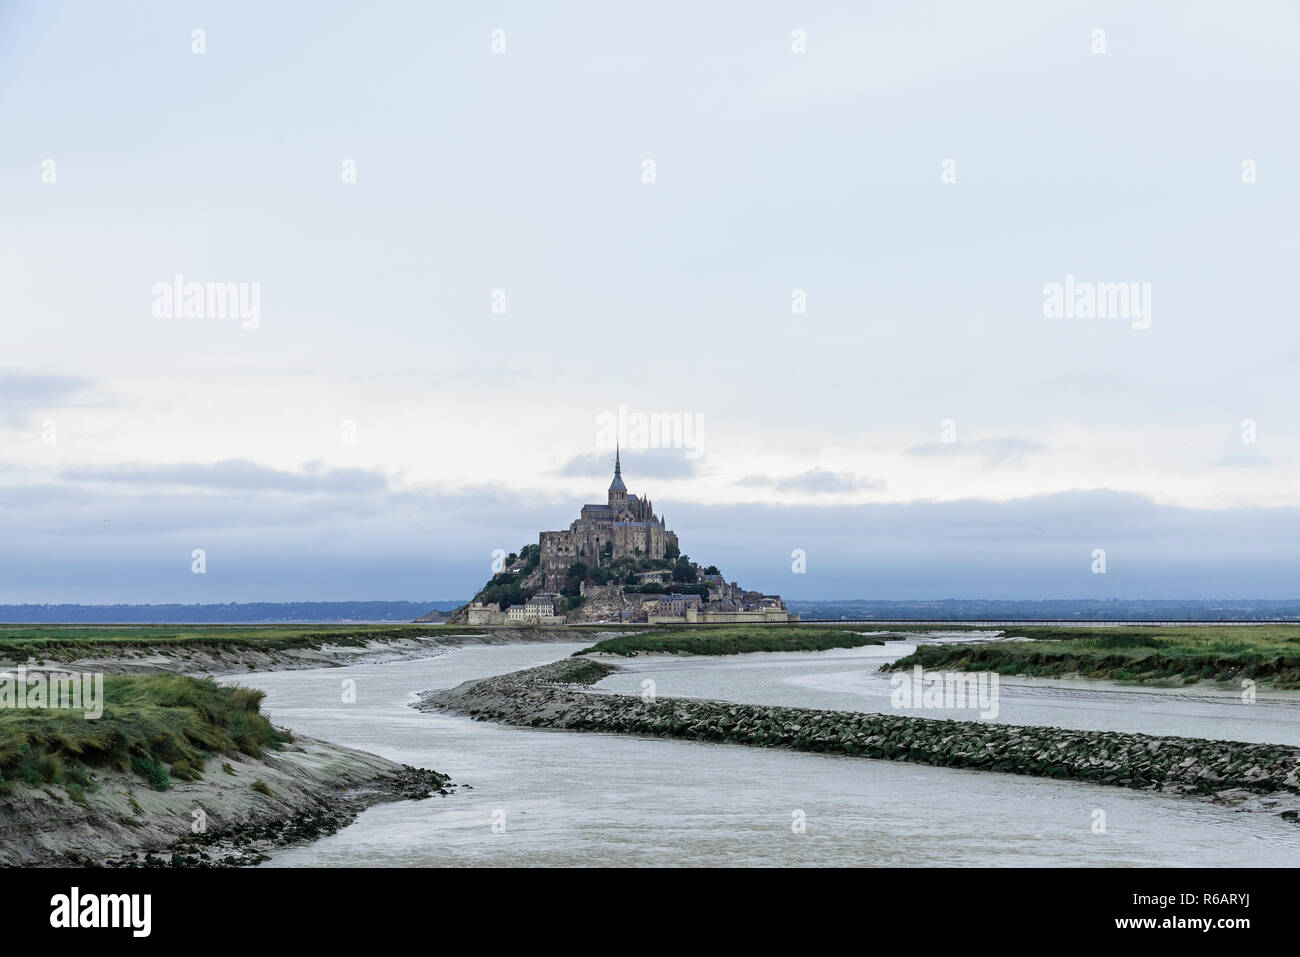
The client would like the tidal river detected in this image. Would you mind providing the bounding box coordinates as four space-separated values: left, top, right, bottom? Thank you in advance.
239 642 1300 867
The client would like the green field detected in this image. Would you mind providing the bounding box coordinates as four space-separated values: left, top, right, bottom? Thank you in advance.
0 674 288 796
0 623 477 663
575 625 907 656
886 625 1300 687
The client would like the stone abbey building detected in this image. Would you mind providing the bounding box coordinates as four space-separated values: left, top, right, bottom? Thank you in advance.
539 447 679 590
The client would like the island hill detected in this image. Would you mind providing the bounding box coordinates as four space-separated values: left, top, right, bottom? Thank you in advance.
449 449 797 626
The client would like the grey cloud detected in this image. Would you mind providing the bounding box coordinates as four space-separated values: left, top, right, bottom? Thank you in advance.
4 483 1300 603
59 458 389 495
0 470 573 541
0 371 97 426
1210 449 1274 468
669 489 1300 600
906 436 1046 468
555 448 701 480
737 468 884 494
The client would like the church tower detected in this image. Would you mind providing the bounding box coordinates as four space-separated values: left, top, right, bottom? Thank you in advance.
607 443 628 510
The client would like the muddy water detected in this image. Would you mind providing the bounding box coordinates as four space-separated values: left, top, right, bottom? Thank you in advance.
243 643 1300 867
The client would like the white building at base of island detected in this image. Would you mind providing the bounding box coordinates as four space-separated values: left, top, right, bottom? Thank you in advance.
468 593 564 626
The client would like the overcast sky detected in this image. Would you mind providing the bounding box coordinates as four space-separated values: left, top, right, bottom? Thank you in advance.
2 1 1298 603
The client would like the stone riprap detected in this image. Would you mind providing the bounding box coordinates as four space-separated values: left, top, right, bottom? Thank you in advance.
419 658 1300 799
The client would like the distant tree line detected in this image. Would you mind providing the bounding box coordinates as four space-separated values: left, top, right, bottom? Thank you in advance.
0 602 462 624
783 598 1300 621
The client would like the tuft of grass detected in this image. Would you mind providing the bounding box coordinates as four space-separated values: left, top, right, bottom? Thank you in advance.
251 779 274 797
37 752 64 784
0 674 290 794
130 753 170 790
169 758 205 782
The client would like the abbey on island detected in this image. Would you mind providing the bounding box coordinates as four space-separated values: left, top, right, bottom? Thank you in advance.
458 449 796 626
538 445 678 591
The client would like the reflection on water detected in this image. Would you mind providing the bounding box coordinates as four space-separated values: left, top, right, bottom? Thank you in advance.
239 643 1300 867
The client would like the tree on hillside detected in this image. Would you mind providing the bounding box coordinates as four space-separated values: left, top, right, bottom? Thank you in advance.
561 562 588 598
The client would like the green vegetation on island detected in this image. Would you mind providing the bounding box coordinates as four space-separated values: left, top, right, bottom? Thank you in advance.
462 539 717 617
575 625 890 657
472 544 542 609
0 674 288 796
560 553 704 599
885 625 1300 687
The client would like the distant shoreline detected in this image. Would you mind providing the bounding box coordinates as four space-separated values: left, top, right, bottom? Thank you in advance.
4 597 1300 624
0 601 467 625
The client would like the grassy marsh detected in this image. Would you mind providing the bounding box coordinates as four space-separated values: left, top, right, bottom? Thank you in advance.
0 674 288 794
887 625 1300 687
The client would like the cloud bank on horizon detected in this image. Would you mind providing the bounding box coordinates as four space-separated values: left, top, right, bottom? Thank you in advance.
1 1 1297 602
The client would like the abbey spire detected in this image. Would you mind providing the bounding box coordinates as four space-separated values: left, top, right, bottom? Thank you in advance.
608 441 628 507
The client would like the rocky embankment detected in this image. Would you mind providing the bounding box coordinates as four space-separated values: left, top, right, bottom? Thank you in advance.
0 735 451 867
419 659 1300 810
